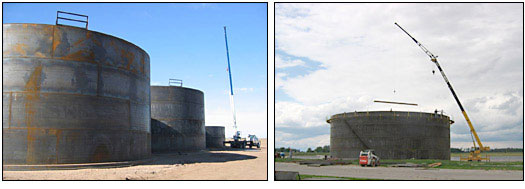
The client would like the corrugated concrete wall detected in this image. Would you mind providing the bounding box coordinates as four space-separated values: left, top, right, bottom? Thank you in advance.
206 126 225 148
329 111 451 160
150 86 205 152
2 24 151 164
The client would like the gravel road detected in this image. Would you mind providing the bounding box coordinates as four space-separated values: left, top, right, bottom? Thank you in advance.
275 162 523 180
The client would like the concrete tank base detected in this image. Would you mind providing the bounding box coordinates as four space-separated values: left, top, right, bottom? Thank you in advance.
328 111 451 160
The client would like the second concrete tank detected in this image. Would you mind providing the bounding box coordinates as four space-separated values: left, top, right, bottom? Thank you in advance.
150 86 205 152
328 111 451 160
206 126 225 148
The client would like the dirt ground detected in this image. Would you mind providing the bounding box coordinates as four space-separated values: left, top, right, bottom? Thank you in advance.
275 162 523 180
3 139 267 180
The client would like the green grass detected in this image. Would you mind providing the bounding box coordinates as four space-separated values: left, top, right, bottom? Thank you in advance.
298 174 383 180
378 159 523 171
274 158 311 163
290 152 330 156
451 152 523 157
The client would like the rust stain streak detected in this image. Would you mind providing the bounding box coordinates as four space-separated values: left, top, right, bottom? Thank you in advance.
52 26 61 55
52 129 62 164
140 56 145 75
61 50 95 64
14 43 28 56
120 49 135 71
24 64 43 164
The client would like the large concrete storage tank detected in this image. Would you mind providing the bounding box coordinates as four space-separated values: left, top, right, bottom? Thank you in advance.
150 86 205 152
2 24 151 164
206 126 225 148
328 111 451 160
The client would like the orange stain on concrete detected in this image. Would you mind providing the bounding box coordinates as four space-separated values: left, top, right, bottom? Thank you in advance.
62 50 95 64
52 28 62 54
120 49 135 71
140 56 145 75
49 129 63 164
13 43 28 56
34 52 46 58
24 64 43 164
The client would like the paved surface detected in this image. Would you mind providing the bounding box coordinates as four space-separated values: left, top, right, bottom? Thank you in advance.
275 162 523 180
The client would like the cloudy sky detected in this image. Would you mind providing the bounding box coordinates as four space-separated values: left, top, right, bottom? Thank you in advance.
275 3 523 150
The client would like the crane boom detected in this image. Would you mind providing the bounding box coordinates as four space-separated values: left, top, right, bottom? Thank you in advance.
394 23 489 155
223 26 238 136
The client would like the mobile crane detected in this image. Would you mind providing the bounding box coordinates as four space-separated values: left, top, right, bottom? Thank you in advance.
395 22 489 161
221 26 260 149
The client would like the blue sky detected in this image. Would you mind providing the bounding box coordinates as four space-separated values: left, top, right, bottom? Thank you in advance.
3 3 268 138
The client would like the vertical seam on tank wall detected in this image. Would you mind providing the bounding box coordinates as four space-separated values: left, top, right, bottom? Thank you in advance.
128 100 132 131
8 92 13 128
97 61 102 96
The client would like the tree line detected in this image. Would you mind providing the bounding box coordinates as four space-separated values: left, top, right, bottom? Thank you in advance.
451 148 523 153
275 145 330 153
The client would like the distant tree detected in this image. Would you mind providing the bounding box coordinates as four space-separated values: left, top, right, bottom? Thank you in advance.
307 148 313 153
450 148 462 153
322 145 330 153
314 146 323 152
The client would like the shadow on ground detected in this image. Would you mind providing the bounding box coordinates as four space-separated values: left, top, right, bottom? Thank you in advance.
145 151 257 165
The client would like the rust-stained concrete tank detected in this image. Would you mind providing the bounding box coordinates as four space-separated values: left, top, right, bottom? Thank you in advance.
328 111 451 160
206 126 225 148
150 86 205 152
2 23 151 164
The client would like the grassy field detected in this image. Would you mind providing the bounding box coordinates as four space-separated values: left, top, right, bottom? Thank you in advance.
378 159 523 171
298 174 383 180
276 158 523 171
275 158 323 163
451 152 523 157
281 151 523 157
278 152 330 156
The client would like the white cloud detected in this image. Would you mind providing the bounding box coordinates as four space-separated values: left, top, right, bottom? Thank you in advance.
275 3 523 150
275 55 306 69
